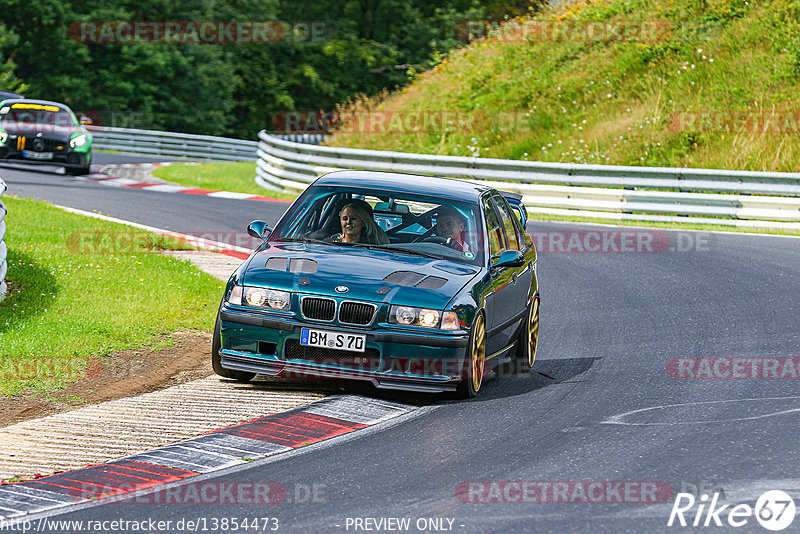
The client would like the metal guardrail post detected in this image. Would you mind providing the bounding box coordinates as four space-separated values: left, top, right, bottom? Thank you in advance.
0 177 7 302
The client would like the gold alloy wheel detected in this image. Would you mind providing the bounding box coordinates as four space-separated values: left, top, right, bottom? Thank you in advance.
471 314 486 392
528 297 540 367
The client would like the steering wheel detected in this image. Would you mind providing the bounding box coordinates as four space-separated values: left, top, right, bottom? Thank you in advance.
422 236 449 245
411 226 437 243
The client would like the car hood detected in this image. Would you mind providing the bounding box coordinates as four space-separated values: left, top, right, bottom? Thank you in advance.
241 242 482 310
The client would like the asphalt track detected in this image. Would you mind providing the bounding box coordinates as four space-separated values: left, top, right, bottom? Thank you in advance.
3 155 800 533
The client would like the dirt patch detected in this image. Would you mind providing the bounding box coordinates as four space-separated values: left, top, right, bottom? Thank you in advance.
2 280 15 298
0 330 213 427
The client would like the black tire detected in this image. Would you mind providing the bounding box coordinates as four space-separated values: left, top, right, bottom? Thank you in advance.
510 295 539 374
456 312 486 399
67 165 90 176
212 315 255 382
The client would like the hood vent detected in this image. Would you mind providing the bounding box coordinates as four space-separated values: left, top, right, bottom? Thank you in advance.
265 257 288 271
265 257 318 273
289 258 318 273
383 271 447 290
414 276 448 290
383 271 425 287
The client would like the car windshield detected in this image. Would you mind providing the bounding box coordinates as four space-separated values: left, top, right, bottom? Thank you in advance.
270 185 485 265
0 104 77 131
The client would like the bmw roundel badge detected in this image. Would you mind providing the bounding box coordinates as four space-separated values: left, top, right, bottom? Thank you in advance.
335 285 349 293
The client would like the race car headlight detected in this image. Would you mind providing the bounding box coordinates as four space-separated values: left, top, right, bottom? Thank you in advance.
0 129 7 145
243 286 290 310
69 133 87 148
389 306 457 330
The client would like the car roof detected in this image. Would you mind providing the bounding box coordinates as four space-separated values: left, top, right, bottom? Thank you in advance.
0 98 72 110
0 90 24 100
313 170 491 202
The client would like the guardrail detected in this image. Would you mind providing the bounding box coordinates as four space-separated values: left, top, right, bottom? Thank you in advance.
89 127 325 161
0 177 7 301
89 126 258 161
255 131 800 230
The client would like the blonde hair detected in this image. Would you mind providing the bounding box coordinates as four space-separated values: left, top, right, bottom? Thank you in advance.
340 201 389 245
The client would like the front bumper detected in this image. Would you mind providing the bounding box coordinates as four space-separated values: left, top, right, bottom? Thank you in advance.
219 306 471 393
0 146 90 168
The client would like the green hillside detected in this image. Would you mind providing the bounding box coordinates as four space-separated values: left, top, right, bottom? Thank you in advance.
330 0 800 172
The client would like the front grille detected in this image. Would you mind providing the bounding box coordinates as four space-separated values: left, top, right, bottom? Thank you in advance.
284 339 381 371
42 137 63 151
339 301 376 325
301 297 336 321
17 136 63 152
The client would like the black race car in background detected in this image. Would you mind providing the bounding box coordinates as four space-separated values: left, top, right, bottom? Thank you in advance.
0 99 93 175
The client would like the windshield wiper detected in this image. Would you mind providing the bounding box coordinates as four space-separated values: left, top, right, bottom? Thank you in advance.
345 243 445 260
274 237 334 245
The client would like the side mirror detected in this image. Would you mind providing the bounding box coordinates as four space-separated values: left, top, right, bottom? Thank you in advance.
79 116 93 125
247 220 272 243
491 249 525 269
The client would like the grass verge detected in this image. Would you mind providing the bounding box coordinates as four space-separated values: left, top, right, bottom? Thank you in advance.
0 196 224 395
152 161 299 202
329 0 800 173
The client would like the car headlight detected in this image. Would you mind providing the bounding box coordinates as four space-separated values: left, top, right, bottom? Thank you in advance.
246 286 290 310
0 129 7 145
389 306 460 330
227 285 291 311
69 133 87 148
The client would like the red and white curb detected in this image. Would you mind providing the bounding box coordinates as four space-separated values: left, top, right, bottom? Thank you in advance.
0 396 415 519
85 163 289 203
55 205 254 260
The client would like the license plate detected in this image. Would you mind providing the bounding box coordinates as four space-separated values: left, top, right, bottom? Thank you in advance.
22 150 53 160
300 328 366 353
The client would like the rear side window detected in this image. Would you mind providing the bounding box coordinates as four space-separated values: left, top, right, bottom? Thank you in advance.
482 198 505 256
492 196 521 251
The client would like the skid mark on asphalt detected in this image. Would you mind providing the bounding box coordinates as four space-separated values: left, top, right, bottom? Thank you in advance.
0 396 415 519
601 396 800 426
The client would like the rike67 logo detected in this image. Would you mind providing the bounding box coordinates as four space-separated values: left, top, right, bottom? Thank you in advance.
668 490 796 531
